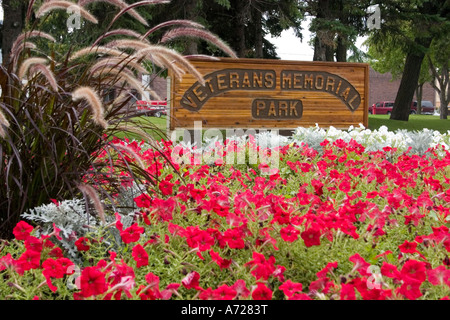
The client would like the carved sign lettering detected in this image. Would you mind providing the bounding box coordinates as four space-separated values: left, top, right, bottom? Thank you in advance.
180 69 276 112
180 68 361 114
252 99 303 119
280 71 361 112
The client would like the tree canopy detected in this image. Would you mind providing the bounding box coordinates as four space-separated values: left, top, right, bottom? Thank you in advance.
2 0 449 121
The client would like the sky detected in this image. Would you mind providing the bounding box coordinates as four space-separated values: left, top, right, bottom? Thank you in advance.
268 28 316 61
267 18 368 61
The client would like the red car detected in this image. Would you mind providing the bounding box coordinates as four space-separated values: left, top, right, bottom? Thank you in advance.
136 100 167 117
369 101 394 115
369 101 435 115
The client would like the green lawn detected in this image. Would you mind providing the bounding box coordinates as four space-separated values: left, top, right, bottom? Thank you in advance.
114 115 168 141
368 114 450 134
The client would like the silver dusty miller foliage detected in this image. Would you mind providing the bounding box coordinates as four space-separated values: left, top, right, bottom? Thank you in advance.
21 186 141 262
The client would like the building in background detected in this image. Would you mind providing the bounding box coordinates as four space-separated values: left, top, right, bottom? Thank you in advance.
368 67 436 109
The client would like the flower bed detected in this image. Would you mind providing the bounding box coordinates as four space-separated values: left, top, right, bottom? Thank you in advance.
1 127 450 300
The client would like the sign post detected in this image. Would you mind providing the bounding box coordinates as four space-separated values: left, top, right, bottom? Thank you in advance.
169 58 369 131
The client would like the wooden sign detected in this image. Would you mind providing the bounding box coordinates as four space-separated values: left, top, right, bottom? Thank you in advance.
169 58 369 130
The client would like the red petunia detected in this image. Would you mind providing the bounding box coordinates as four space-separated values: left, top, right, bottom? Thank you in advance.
134 193 152 208
396 278 423 300
79 267 107 298
301 227 321 247
49 247 64 258
316 261 338 279
137 285 159 300
280 225 300 243
120 223 144 244
50 223 63 241
13 221 34 241
199 287 216 300
132 244 149 268
223 227 245 249
245 252 276 281
115 212 124 232
17 249 41 272
0 253 14 272
311 179 324 196
252 282 272 300
340 283 356 300
182 271 201 290
75 237 90 252
338 179 351 193
158 179 174 196
151 198 176 222
161 283 181 300
24 236 43 253
366 191 379 199
400 259 427 283
192 231 215 252
279 280 303 298
213 284 237 300
42 257 74 293
145 272 160 288
209 250 232 270
381 262 400 279
42 258 66 279
349 253 371 276
289 293 312 300
398 240 418 254
273 265 286 282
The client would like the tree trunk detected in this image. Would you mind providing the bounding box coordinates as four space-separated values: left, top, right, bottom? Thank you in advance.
336 35 347 62
390 37 432 121
313 34 327 61
230 0 247 58
252 4 263 58
183 0 199 55
1 0 26 67
439 89 448 119
415 83 423 115
335 0 347 62
313 0 334 62
437 68 449 119
428 56 449 120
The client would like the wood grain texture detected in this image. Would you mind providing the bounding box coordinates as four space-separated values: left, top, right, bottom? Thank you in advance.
169 58 369 130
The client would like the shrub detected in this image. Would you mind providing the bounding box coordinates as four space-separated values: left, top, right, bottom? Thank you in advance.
0 0 237 239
